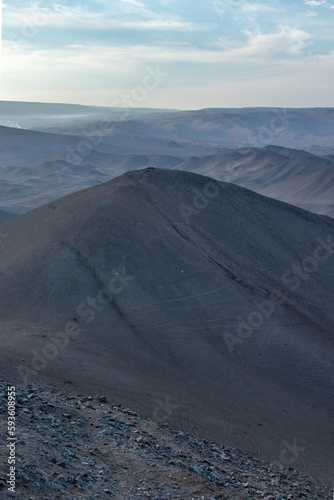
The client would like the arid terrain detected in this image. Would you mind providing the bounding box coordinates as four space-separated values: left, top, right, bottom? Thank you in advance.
0 103 333 498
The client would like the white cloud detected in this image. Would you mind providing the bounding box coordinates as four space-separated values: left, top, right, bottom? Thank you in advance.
242 2 279 13
2 2 209 32
304 0 334 6
305 0 326 5
216 27 312 59
97 0 160 19
0 25 314 74
2 24 313 74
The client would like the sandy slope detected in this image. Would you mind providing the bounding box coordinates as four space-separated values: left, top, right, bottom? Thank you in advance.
0 168 333 487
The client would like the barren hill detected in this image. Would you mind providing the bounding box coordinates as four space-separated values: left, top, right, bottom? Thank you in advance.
0 168 333 487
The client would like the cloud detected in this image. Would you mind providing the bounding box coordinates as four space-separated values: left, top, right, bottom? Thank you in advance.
213 27 312 60
1 28 334 109
97 0 163 20
2 39 334 108
1 25 313 73
210 0 281 20
3 3 209 32
242 2 279 13
304 0 334 6
305 0 326 5
1 0 333 108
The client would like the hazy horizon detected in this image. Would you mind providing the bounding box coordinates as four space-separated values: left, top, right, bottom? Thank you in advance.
1 99 334 112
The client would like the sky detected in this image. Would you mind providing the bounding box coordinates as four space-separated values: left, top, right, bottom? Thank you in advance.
0 0 334 109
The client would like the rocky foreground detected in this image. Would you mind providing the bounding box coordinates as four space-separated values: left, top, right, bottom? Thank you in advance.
0 379 332 499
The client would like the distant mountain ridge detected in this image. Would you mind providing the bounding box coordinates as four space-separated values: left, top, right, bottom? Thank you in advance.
0 101 177 130
174 146 334 217
0 120 333 219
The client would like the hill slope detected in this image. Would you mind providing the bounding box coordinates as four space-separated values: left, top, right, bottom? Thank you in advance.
0 168 333 486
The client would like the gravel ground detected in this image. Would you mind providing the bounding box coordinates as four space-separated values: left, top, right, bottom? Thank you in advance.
0 379 332 499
